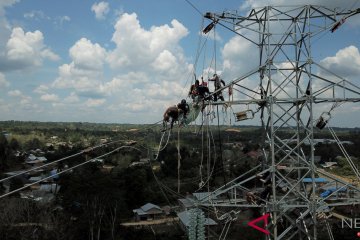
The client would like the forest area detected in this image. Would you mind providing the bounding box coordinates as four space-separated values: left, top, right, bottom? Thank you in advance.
0 121 360 239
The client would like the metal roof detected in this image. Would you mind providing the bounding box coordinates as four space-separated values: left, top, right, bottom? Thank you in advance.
141 203 161 212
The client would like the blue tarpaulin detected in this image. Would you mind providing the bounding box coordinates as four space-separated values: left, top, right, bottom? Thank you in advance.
320 187 347 198
302 178 328 183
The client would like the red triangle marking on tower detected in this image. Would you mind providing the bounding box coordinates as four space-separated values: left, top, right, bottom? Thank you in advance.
247 213 270 235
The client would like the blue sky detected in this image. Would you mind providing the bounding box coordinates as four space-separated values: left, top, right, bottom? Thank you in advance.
1 0 360 127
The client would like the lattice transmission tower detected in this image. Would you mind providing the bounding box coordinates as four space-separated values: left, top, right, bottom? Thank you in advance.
198 5 360 240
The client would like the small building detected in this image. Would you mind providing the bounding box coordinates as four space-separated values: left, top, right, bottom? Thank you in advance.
133 203 164 221
29 176 43 183
322 162 338 168
40 184 60 193
25 154 47 165
50 169 59 181
178 198 195 211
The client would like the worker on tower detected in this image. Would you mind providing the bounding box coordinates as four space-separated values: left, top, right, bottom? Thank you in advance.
189 80 200 101
209 73 225 101
177 99 190 120
198 77 211 100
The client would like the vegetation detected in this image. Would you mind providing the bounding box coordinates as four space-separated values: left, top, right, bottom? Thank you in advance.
0 121 359 239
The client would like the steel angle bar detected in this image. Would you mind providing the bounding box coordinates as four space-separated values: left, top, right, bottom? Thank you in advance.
232 87 257 100
274 135 312 167
314 98 360 103
200 165 262 202
278 209 312 240
276 170 311 203
278 170 312 203
210 65 264 97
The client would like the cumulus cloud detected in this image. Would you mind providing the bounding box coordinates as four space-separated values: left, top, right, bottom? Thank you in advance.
64 92 80 104
85 98 106 107
34 84 49 94
319 45 360 78
51 12 192 117
0 0 18 16
52 38 106 93
8 89 22 97
69 38 106 71
40 93 59 102
3 27 59 71
91 2 110 20
0 72 9 87
221 35 258 81
0 0 18 49
108 13 189 72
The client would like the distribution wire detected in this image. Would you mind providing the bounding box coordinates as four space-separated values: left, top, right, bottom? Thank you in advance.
0 145 141 199
0 138 128 184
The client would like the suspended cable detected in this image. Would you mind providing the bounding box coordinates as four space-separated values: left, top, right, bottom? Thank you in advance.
216 106 226 185
183 0 203 16
328 125 360 181
0 138 128 184
0 145 139 199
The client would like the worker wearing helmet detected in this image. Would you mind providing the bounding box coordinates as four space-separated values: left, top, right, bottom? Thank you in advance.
177 99 190 119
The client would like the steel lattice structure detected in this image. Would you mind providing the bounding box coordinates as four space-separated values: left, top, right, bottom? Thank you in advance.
198 5 360 240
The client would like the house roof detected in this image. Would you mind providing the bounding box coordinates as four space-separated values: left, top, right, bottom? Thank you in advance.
50 169 59 179
40 184 60 193
141 203 161 212
178 198 195 208
322 162 338 168
177 210 217 227
37 157 47 161
133 208 147 215
29 176 42 182
27 154 37 161
133 203 163 216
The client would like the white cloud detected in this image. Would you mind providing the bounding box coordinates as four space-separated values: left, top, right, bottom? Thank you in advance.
0 0 19 52
320 45 360 78
34 84 49 94
52 13 191 111
152 50 177 72
91 2 110 20
0 0 18 15
8 89 22 97
64 92 80 103
5 27 59 70
108 13 189 71
52 38 106 93
221 35 258 81
0 72 9 87
69 38 106 71
57 15 70 25
85 98 106 107
24 10 48 20
40 93 59 102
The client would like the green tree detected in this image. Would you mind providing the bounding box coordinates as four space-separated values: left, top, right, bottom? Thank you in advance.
25 137 43 150
0 135 10 171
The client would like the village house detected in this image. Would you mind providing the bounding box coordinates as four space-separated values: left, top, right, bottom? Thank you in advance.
133 203 165 221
